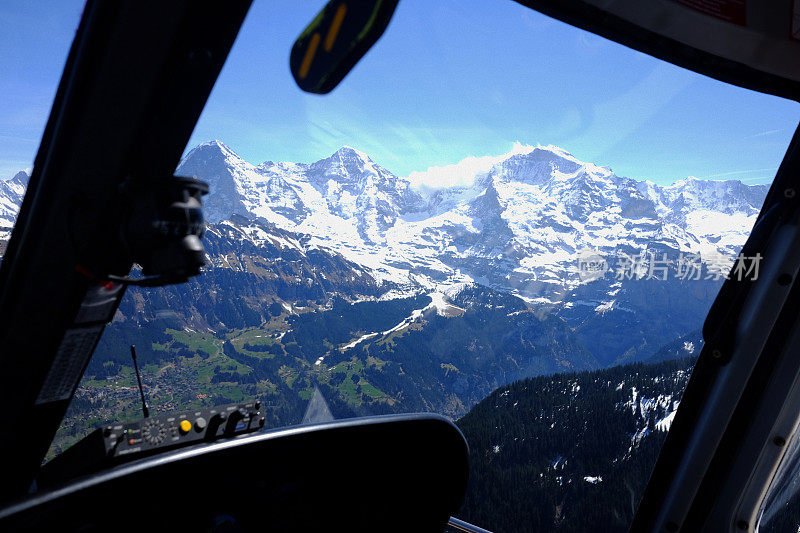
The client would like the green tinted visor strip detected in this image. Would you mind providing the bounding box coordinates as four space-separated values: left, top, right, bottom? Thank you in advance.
290 0 399 94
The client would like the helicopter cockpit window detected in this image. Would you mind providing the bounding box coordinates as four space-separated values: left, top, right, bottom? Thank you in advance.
2 0 795 531
758 427 800 532
0 1 83 248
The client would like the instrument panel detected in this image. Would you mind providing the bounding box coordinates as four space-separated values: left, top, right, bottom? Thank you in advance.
39 400 264 487
108 401 264 458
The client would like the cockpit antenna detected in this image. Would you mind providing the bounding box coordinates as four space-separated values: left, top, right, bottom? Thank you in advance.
130 345 150 418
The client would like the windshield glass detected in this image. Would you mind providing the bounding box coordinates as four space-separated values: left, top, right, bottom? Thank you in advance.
759 426 800 532
0 1 83 245
3 1 797 531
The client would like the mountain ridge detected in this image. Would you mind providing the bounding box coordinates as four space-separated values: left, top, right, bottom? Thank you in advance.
171 141 768 300
0 143 770 364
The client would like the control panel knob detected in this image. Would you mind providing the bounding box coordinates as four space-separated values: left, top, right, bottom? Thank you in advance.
225 408 247 434
142 419 167 445
178 419 192 434
205 412 227 439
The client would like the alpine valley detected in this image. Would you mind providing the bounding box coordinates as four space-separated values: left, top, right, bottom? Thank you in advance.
0 141 767 459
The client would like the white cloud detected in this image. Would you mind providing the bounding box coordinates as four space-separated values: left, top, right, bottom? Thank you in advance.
404 141 536 192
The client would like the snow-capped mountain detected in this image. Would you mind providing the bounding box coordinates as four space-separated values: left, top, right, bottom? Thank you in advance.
176 141 771 364
0 142 769 364
175 141 767 301
177 141 426 250
0 171 28 253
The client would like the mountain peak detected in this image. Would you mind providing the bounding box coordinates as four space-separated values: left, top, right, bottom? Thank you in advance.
530 144 579 161
308 145 382 179
331 145 372 162
194 139 235 156
175 140 256 224
179 140 247 172
519 145 606 175
11 171 29 186
203 139 229 149
482 144 590 187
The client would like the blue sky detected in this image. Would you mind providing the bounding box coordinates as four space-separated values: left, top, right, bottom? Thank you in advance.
2 0 799 185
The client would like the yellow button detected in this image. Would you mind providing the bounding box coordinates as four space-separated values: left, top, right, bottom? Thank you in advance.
179 420 192 434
